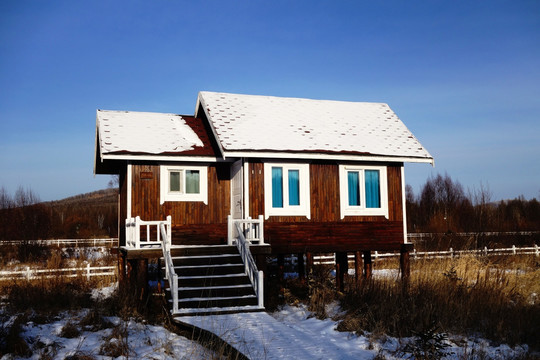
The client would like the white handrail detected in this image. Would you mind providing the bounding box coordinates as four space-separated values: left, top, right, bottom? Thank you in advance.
228 215 265 245
235 221 264 308
125 216 171 249
159 216 178 314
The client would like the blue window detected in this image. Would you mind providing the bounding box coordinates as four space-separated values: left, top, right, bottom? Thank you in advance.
272 167 301 207
340 165 387 218
365 170 380 208
288 170 300 206
264 163 311 219
272 167 283 208
347 171 360 206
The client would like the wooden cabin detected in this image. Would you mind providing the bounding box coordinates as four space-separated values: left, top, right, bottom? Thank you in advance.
94 92 433 314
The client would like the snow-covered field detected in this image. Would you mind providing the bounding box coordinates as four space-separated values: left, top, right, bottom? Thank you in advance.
1 289 532 360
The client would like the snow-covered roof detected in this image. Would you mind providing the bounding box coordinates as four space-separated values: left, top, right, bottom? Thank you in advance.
196 91 433 162
96 110 204 155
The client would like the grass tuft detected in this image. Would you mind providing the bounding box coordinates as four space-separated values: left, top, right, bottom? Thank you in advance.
337 256 540 350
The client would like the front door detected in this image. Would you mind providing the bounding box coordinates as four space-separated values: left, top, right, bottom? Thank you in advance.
231 160 243 220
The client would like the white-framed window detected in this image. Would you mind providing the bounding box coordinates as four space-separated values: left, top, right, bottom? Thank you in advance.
263 163 310 219
160 165 208 205
339 165 388 218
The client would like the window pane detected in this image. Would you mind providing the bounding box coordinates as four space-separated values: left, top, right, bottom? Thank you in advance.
365 170 380 208
348 171 360 206
185 170 200 194
169 171 181 192
288 169 300 206
272 167 283 208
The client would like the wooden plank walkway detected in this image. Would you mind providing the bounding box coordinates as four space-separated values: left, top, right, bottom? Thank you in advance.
177 312 373 359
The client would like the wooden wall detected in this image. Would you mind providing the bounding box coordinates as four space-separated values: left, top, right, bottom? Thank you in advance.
248 160 405 253
124 160 405 251
129 162 230 245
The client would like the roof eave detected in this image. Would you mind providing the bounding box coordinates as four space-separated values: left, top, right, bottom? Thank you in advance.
101 153 228 163
195 92 227 160
221 150 434 165
94 110 102 176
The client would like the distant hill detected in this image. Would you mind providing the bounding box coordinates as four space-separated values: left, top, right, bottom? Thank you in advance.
45 188 117 208
1 188 118 240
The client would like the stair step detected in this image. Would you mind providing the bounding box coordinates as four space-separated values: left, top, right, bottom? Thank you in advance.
170 245 239 257
170 254 242 266
172 295 258 309
176 284 254 299
172 305 264 316
162 244 263 314
179 284 252 291
178 273 252 287
174 264 245 276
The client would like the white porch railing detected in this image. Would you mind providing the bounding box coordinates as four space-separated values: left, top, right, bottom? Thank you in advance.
234 221 264 309
227 215 265 245
125 216 171 249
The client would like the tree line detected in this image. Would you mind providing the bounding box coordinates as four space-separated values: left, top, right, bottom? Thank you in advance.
0 186 118 241
1 173 538 241
406 173 540 234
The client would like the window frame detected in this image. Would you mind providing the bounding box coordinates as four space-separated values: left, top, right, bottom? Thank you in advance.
263 162 311 219
160 165 208 205
339 164 388 219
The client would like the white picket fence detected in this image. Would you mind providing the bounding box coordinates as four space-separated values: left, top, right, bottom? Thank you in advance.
314 244 540 265
0 238 117 247
0 264 116 281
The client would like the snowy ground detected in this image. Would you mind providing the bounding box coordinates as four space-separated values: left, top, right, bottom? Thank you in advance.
182 303 531 360
1 300 531 360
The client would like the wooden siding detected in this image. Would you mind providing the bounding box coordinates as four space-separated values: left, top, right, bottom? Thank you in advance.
124 160 404 251
118 166 127 246
129 162 231 245
248 160 405 253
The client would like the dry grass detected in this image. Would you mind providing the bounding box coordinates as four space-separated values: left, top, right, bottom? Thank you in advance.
337 255 540 350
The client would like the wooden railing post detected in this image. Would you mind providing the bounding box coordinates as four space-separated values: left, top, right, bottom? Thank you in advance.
258 270 264 308
125 218 130 247
227 215 233 245
246 216 252 241
258 215 264 244
135 216 141 249
166 215 172 247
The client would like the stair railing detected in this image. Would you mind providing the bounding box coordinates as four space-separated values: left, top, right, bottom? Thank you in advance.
234 221 264 308
227 215 265 245
159 216 178 314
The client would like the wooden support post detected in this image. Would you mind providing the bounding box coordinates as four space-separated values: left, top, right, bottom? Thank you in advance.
126 259 136 293
363 251 372 279
354 251 362 285
297 253 305 281
335 252 348 292
400 244 412 281
118 252 127 291
256 254 267 275
305 252 313 282
277 254 285 285
136 258 148 301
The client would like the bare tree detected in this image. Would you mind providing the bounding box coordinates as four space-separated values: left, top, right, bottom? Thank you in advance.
0 186 13 210
108 175 119 189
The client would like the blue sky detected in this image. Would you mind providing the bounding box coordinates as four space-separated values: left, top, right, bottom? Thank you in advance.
1 1 539 201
